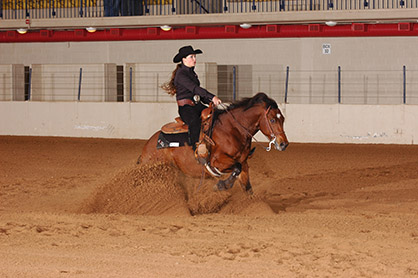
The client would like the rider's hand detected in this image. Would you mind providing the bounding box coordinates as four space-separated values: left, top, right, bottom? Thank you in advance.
212 96 222 106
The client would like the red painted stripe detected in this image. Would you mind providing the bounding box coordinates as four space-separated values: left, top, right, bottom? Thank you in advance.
1 23 417 43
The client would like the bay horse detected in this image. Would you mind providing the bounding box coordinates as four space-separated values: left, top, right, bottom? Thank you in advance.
138 92 289 193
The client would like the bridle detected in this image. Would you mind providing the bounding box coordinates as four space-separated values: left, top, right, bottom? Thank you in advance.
260 106 286 151
221 104 284 152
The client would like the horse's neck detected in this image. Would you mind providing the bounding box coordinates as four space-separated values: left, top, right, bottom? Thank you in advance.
227 106 263 136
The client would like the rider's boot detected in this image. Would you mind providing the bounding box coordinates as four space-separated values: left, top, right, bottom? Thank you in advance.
195 142 209 165
248 147 256 158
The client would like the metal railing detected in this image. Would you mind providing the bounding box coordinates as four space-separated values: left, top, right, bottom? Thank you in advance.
1 64 418 104
283 67 417 104
1 0 417 19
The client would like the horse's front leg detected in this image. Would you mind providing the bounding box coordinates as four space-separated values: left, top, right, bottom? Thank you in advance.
238 161 253 194
215 163 242 191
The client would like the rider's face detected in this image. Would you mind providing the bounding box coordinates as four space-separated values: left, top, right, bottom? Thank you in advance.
182 54 197 68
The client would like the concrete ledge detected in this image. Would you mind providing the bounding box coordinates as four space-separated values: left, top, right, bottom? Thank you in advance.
282 104 417 144
1 101 417 144
0 102 177 139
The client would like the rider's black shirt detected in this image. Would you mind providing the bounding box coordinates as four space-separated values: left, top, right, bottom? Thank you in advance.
174 64 214 103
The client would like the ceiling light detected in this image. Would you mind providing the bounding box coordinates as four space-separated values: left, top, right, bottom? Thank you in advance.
240 23 252 29
86 27 97 33
17 28 28 34
160 25 172 31
325 21 337 27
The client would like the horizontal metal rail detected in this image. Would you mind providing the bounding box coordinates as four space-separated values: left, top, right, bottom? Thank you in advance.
1 0 417 19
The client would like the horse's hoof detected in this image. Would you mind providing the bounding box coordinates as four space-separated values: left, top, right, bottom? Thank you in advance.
213 184 225 191
214 181 226 191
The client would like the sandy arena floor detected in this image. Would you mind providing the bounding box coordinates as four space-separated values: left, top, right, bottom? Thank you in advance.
1 136 418 277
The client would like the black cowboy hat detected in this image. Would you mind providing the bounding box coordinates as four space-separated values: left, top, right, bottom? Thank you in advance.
173 45 203 63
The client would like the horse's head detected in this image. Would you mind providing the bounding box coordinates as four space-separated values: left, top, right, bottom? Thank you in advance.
259 105 289 152
220 92 289 151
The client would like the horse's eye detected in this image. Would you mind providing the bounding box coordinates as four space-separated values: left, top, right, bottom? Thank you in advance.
270 118 276 123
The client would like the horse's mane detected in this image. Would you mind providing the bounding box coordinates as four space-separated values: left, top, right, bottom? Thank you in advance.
211 92 278 129
214 92 278 119
229 92 278 111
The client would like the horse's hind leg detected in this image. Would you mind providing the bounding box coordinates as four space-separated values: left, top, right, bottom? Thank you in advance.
215 163 241 191
137 131 167 165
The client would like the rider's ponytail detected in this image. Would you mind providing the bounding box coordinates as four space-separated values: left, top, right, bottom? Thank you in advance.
161 64 181 96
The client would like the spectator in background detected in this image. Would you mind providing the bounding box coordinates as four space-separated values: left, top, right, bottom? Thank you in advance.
129 0 145 16
113 0 122 16
104 0 114 16
105 0 145 16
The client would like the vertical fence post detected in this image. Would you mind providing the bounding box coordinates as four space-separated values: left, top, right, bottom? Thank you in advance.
27 67 32 101
403 65 406 104
78 68 82 101
156 72 159 102
52 0 56 17
25 0 29 17
284 66 289 103
14 0 17 19
232 66 236 101
338 66 341 104
79 0 83 16
129 67 133 102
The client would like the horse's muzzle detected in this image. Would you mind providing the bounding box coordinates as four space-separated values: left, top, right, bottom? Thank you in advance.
275 140 289 151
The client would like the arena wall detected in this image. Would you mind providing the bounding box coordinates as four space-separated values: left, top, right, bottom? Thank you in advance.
2 14 418 145
0 101 416 144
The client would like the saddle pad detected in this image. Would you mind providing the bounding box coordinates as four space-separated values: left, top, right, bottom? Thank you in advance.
161 117 189 134
157 131 189 149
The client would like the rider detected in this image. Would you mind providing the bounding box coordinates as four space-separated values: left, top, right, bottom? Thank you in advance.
162 45 222 164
